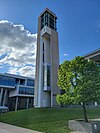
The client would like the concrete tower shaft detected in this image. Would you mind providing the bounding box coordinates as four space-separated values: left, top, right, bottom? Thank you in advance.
34 8 60 107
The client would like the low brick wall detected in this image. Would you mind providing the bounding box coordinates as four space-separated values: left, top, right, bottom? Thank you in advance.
69 119 100 133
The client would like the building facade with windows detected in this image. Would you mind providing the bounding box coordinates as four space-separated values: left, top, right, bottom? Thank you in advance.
84 49 100 106
0 73 34 111
34 8 60 107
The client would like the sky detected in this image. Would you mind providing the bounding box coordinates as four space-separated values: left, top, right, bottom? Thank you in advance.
0 0 100 78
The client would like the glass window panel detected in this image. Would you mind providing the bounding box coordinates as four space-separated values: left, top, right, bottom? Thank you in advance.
27 79 34 87
0 76 15 86
19 87 34 95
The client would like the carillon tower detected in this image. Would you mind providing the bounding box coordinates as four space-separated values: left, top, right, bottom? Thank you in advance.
34 8 59 107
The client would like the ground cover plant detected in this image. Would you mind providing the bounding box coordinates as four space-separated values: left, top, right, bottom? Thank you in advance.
0 108 100 133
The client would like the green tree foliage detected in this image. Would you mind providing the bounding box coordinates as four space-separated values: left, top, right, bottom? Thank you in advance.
56 56 100 122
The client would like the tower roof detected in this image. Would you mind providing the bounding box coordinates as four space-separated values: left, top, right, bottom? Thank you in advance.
40 8 57 19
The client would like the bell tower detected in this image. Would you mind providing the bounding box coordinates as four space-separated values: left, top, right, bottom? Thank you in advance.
34 8 59 107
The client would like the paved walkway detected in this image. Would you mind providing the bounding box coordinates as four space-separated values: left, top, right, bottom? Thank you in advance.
0 122 43 133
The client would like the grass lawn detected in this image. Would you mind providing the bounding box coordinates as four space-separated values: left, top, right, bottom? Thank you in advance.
0 108 100 133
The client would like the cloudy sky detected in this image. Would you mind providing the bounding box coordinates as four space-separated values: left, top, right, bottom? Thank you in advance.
0 20 37 77
0 0 100 78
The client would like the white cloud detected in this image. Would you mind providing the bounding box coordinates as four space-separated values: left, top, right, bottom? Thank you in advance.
0 20 37 78
8 65 35 78
63 53 68 57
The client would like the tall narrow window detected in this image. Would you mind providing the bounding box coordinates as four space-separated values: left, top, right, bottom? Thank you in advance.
47 65 50 86
43 43 44 63
43 64 51 87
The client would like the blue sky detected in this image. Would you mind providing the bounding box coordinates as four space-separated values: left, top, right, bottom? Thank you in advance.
0 0 100 77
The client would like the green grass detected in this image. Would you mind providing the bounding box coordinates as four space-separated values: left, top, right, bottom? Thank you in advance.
0 108 100 133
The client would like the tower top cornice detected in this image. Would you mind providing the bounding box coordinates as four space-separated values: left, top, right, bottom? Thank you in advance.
40 8 57 19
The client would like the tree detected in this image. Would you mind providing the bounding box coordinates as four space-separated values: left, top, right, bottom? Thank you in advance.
56 56 100 122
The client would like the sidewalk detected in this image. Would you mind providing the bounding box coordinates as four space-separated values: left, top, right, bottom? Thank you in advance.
0 122 43 133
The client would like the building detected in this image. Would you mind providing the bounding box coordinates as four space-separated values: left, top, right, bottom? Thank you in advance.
84 49 100 65
0 73 34 111
84 48 100 106
34 8 60 108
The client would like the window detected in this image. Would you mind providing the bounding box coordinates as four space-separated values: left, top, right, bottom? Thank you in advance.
43 43 44 63
27 79 34 87
44 64 51 87
0 76 15 86
47 65 50 86
19 87 34 95
41 11 57 31
20 79 25 85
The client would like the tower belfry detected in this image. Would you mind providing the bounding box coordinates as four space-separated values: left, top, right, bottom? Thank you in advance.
34 8 60 107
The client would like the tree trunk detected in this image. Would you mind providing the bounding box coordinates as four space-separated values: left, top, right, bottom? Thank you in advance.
81 102 88 122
